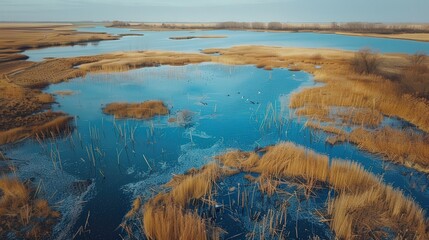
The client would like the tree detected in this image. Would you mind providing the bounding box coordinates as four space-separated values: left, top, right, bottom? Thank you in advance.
351 48 381 74
267 22 283 30
251 22 266 29
111 21 130 27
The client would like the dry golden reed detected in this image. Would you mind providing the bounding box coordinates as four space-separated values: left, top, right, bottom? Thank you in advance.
103 100 169 120
215 150 260 170
347 127 429 173
328 185 428 239
295 105 332 122
136 163 233 239
252 142 330 182
0 177 60 239
143 203 218 240
328 159 380 193
165 163 225 207
0 115 72 145
127 141 429 239
336 108 383 127
216 142 429 239
304 121 347 136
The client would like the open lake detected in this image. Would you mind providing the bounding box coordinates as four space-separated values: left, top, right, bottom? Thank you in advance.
24 26 429 62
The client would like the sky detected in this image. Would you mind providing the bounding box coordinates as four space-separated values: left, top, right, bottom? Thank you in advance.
1 0 428 23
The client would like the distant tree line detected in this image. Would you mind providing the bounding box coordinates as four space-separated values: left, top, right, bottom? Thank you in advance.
110 21 130 27
144 22 428 34
215 22 429 33
127 21 429 34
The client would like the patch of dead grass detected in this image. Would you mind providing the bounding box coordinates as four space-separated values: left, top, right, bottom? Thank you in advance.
103 100 169 120
0 177 60 239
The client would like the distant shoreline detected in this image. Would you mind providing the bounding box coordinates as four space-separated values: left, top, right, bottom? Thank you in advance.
109 21 429 42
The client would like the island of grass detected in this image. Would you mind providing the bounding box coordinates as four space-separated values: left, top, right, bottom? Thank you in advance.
102 100 169 119
117 33 144 37
169 35 227 40
54 90 75 96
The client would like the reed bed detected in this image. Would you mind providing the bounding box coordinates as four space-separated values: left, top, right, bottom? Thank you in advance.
128 163 234 239
0 114 73 144
325 134 347 145
328 159 380 193
289 71 429 133
336 108 383 127
347 127 429 173
103 100 169 120
8 58 92 88
143 203 219 240
164 163 227 207
31 115 73 138
0 177 60 239
215 142 429 239
253 143 330 182
215 150 260 170
295 105 332 122
304 121 347 136
328 185 428 239
0 127 29 145
124 141 428 239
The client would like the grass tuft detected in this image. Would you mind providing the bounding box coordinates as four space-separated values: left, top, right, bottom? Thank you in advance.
0 177 60 239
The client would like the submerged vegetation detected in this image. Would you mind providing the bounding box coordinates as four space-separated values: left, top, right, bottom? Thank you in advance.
103 101 169 120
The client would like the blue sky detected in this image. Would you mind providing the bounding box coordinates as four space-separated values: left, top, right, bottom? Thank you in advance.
1 0 428 22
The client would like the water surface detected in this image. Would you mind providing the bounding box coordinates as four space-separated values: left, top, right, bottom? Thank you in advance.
24 26 429 61
3 63 428 239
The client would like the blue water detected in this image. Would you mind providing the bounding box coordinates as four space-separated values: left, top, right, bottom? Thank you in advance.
24 26 429 61
2 63 427 239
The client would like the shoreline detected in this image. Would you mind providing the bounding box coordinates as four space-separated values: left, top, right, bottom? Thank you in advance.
108 22 429 42
335 31 429 42
0 23 120 63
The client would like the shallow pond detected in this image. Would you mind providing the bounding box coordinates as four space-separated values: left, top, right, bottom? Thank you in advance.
24 26 429 61
3 63 428 239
